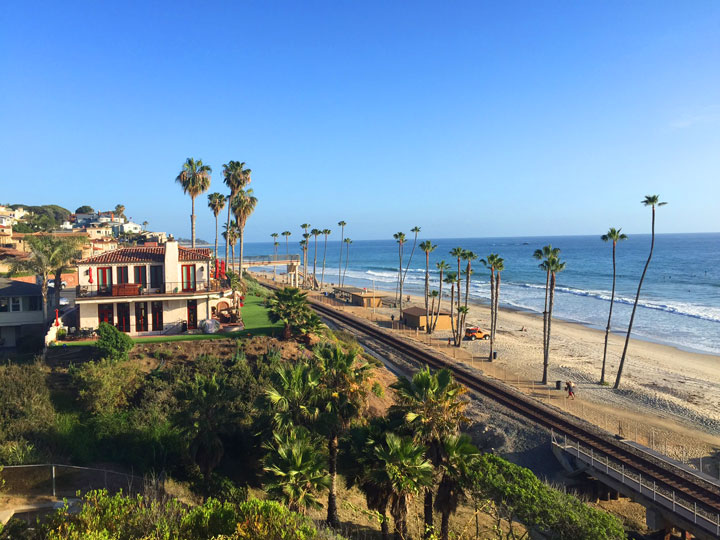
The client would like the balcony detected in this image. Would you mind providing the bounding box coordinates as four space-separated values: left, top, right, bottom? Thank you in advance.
76 280 230 298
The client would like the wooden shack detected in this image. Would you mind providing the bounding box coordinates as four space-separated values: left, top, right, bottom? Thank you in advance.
401 306 453 331
350 290 386 308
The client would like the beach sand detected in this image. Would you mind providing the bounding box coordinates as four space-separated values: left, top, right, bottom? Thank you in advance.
254 271 720 463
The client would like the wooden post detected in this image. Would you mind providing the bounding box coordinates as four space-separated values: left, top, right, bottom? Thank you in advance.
52 465 56 497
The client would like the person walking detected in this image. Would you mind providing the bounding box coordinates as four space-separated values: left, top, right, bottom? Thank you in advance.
565 381 575 400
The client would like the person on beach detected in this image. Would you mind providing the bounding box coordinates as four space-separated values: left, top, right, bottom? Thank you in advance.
565 381 575 400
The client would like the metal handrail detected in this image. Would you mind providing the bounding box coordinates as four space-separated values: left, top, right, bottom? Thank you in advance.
76 280 229 298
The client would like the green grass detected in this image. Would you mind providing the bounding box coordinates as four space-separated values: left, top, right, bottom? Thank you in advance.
59 293 282 346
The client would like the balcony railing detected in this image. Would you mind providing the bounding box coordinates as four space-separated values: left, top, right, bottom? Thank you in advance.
76 280 230 298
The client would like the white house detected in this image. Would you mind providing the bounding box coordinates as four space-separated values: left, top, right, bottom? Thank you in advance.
0 278 44 348
75 241 230 335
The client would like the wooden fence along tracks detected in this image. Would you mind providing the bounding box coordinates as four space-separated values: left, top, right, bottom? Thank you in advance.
262 283 720 535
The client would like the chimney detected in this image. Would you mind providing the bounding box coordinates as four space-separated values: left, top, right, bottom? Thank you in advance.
164 240 180 285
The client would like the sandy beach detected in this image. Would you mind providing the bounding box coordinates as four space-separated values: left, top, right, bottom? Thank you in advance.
255 271 720 461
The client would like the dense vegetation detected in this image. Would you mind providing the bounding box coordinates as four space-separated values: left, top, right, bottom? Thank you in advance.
0 287 626 539
8 204 71 232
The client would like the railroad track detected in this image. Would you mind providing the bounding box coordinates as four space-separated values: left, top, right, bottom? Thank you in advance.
296 292 720 517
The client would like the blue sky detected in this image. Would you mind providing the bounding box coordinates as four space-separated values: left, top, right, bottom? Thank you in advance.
1 1 719 242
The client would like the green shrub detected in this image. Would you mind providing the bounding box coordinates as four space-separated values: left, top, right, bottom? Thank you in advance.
96 322 134 361
70 358 141 415
56 328 67 340
153 348 174 362
0 439 42 466
0 362 55 443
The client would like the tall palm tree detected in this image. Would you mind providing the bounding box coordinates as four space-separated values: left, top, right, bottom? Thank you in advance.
142 220 148 231
315 344 371 527
449 248 465 345
114 204 126 220
394 232 406 314
337 221 347 286
300 224 311 287
222 161 251 263
311 228 321 290
540 255 566 385
420 241 437 333
391 367 467 538
460 250 477 337
533 245 561 380
207 193 226 260
480 254 503 361
402 226 421 298
374 433 433 540
599 228 628 385
342 238 352 287
434 434 479 540
222 220 239 270
444 272 457 340
175 157 212 248
282 231 292 257
265 360 321 429
231 188 258 278
493 257 505 354
299 239 308 289
263 426 330 514
615 196 667 389
271 232 280 279
320 228 331 290
432 261 450 333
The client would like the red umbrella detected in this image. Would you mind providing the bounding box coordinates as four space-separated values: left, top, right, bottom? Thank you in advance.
214 259 219 279
54 309 60 327
220 260 226 278
88 267 93 284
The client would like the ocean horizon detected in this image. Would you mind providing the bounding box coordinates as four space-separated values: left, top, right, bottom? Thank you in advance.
220 232 720 356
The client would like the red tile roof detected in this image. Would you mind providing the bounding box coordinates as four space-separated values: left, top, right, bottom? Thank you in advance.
79 246 211 264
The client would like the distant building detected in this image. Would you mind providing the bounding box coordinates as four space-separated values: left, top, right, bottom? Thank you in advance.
75 241 230 335
0 278 44 348
401 306 453 331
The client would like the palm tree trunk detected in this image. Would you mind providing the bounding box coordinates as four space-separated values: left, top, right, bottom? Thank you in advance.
338 225 344 286
343 242 350 287
615 207 656 389
601 242 617 385
433 270 444 333
423 489 433 539
41 281 49 322
191 196 196 248
226 204 232 265
494 272 501 340
380 510 390 540
327 434 339 527
449 283 456 340
214 215 219 264
463 261 472 332
313 237 318 290
541 269 550 384
489 269 495 361
455 258 462 346
441 510 450 540
285 237 289 255
398 244 404 317
544 272 557 385
53 268 63 310
239 227 245 278
321 235 328 289
424 253 430 333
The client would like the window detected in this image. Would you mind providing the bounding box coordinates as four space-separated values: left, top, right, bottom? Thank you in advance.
150 265 163 289
135 302 148 332
181 265 196 292
0 298 8 312
98 304 114 326
97 267 112 291
134 266 147 287
187 299 197 330
117 303 130 332
11 297 20 312
29 296 41 311
151 301 163 331
117 266 129 284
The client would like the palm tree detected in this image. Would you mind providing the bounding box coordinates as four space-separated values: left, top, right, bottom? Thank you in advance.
11 235 84 320
207 193 226 260
492 257 505 354
434 434 479 540
265 361 321 430
615 196 667 389
402 226 421 299
222 220 239 270
337 221 347 286
114 204 125 219
342 238 352 286
263 426 330 514
282 230 292 256
391 367 468 538
311 229 321 290
394 232 406 314
432 261 450 333
315 344 371 527
142 220 148 231
540 255 566 385
222 161 251 263
175 157 212 248
444 272 457 341
320 228 331 290
300 224 311 287
599 228 628 385
420 241 437 334
533 245 561 380
449 248 464 346
231 189 258 278
480 254 503 361
428 290 439 331
460 250 477 337
374 433 433 540
271 232 280 279
266 287 319 340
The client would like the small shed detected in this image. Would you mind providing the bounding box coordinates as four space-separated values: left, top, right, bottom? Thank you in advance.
350 290 386 308
333 286 365 302
401 306 453 331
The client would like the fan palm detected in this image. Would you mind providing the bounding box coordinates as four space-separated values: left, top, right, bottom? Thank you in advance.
394 232 406 314
343 238 352 287
480 254 504 361
615 196 666 389
540 255 566 385
374 433 433 540
222 160 251 262
337 221 347 286
460 250 477 336
300 224 311 287
492 257 505 353
434 434 479 540
266 287 319 340
533 245 561 380
444 272 458 341
175 157 212 248
263 426 330 514
207 193 226 260
311 228 321 289
271 232 279 279
265 361 321 430
419 241 437 333
391 367 468 537
449 248 465 345
231 188 258 278
320 228 331 290
282 231 292 255
432 261 450 333
222 220 239 270
402 226 421 299
315 344 371 527
599 228 628 385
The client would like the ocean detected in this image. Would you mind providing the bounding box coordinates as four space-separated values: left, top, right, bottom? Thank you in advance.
238 233 720 355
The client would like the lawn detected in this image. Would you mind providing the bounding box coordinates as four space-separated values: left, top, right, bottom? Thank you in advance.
60 294 282 346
